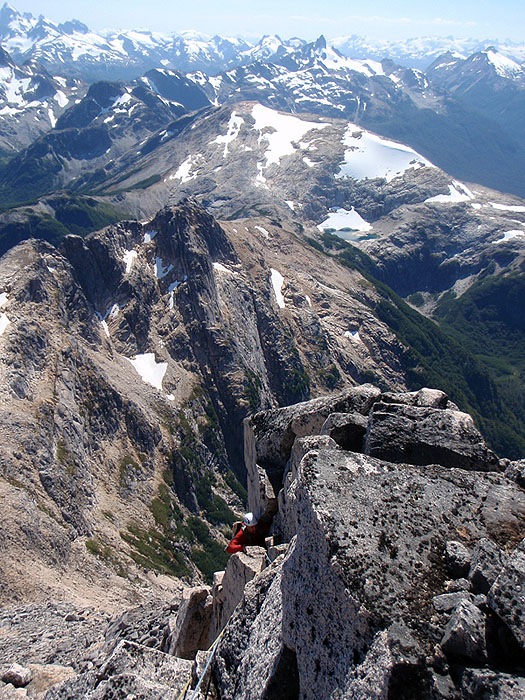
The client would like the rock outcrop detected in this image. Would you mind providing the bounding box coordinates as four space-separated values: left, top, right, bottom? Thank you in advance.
1 384 524 699
211 386 525 699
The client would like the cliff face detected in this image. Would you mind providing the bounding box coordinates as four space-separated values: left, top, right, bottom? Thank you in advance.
0 200 414 607
212 387 525 699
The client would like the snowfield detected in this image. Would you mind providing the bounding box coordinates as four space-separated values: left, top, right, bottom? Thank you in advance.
494 230 525 244
127 353 168 391
318 208 372 233
336 125 434 182
251 104 329 168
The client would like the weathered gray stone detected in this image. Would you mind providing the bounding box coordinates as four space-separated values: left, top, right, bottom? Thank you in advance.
461 668 525 699
276 435 338 541
432 591 472 613
247 385 381 471
319 412 368 451
487 539 525 650
276 447 525 699
244 386 381 517
440 599 487 663
445 540 471 579
1 665 32 688
209 547 266 640
214 561 299 700
444 578 470 592
167 587 212 659
98 639 193 689
91 673 181 700
363 402 500 471
268 543 288 563
381 388 449 409
469 538 507 594
505 459 525 489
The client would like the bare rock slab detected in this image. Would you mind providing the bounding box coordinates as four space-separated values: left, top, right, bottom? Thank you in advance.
1 665 32 688
487 539 525 650
167 586 212 659
209 547 265 639
278 447 525 699
440 599 487 664
363 402 499 470
469 538 507 594
98 639 193 690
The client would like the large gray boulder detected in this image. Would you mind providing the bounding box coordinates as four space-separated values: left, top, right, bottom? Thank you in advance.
98 639 193 688
487 539 525 650
214 562 299 700
244 385 380 516
505 459 525 489
363 402 500 470
276 435 338 542
445 540 472 579
167 587 212 659
440 599 487 663
209 547 266 640
469 538 507 594
214 441 525 699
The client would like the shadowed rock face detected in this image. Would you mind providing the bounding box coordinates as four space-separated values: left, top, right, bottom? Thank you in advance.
213 388 525 699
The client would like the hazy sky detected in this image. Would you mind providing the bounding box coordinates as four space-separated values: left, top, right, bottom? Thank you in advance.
11 0 525 41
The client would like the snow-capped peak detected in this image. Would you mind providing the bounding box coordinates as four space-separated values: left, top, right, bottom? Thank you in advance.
483 48 523 78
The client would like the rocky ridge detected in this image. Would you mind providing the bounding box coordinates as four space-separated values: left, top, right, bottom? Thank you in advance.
0 198 417 607
1 385 524 698
212 387 525 698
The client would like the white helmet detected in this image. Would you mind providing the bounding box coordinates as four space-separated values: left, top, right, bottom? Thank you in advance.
243 512 256 526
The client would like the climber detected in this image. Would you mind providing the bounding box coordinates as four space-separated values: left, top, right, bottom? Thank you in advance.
225 512 270 553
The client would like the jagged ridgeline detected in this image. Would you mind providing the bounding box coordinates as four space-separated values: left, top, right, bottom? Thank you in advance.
0 197 522 608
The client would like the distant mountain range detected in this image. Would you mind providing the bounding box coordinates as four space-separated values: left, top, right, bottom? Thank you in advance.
1 2 525 80
1 30 525 201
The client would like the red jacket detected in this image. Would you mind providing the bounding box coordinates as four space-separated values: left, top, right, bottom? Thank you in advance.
226 521 270 553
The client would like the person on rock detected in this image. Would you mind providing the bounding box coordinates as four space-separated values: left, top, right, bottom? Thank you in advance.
225 512 270 553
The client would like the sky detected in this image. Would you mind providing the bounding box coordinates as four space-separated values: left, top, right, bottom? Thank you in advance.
9 1 525 41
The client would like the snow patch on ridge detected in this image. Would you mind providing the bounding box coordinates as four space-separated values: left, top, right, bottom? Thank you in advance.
127 353 168 391
318 208 372 233
143 230 158 243
213 262 238 275
425 182 474 203
494 230 525 244
254 225 270 239
171 154 200 183
213 111 244 156
0 292 10 336
168 276 186 309
270 268 285 308
490 202 525 213
123 250 137 273
485 50 523 78
336 125 434 182
154 257 173 279
345 329 362 342
251 104 329 168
